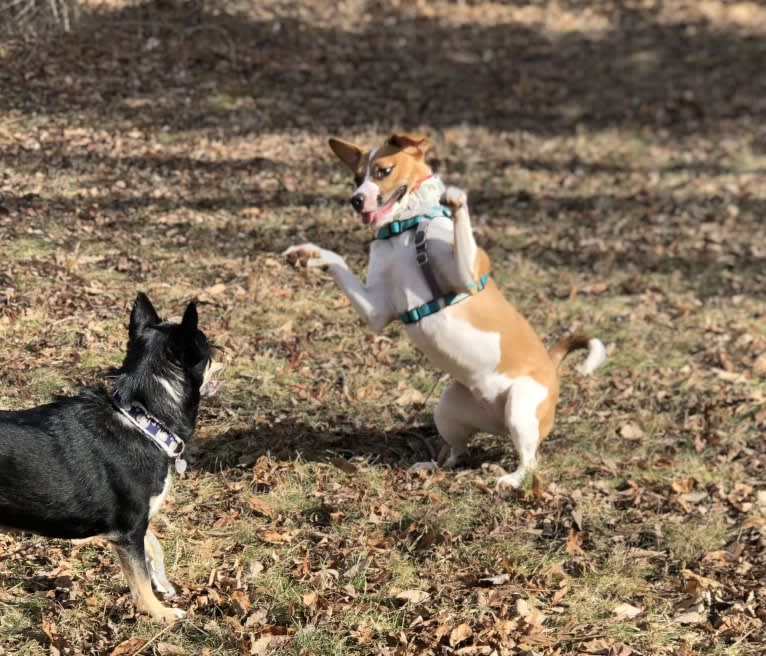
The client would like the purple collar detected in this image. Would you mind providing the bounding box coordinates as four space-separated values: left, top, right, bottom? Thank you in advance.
112 391 188 475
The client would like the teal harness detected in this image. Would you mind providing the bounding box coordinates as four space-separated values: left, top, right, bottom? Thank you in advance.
374 206 491 325
373 206 452 240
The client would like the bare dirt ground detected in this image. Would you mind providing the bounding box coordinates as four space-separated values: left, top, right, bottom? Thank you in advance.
1 1 765 654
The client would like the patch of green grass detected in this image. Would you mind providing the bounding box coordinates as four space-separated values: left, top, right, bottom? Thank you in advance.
5 236 55 259
661 510 730 566
288 624 353 656
24 367 69 401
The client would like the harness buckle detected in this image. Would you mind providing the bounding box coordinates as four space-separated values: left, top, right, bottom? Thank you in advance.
390 221 402 235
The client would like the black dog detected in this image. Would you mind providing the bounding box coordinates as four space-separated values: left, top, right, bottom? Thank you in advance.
0 293 221 623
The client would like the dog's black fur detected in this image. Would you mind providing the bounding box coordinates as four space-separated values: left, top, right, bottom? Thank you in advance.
0 292 215 622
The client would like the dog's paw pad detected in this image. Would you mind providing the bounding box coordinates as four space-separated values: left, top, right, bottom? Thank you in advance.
283 244 322 267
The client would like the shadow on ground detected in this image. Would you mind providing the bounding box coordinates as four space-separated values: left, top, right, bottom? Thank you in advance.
1 1 764 137
189 415 507 473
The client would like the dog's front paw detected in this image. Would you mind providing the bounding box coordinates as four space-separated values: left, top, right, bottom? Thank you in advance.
284 243 323 268
284 243 343 269
149 605 186 624
495 471 525 491
442 186 467 211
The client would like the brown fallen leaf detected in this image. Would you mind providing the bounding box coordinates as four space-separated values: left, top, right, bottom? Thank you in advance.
230 590 251 615
674 607 707 625
613 602 642 620
551 583 569 604
607 644 635 656
329 457 358 475
246 496 276 518
753 352 766 374
302 591 319 607
681 568 721 595
515 597 547 632
619 423 644 440
565 529 585 554
156 643 185 656
249 635 274 656
259 529 295 544
671 477 695 494
395 589 430 604
110 637 146 656
395 387 425 406
449 622 473 647
41 618 69 656
204 282 227 297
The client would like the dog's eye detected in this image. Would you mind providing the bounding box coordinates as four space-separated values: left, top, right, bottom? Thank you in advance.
374 166 393 180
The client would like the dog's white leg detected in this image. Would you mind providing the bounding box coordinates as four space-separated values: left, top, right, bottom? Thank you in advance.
284 243 393 333
113 540 185 623
411 382 497 471
145 529 175 597
442 186 478 291
496 377 548 490
326 264 393 333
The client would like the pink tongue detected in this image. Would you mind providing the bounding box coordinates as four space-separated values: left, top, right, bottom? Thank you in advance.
363 193 401 226
363 206 389 226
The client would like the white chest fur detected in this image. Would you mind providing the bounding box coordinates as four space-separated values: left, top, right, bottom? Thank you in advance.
369 223 511 405
149 469 172 519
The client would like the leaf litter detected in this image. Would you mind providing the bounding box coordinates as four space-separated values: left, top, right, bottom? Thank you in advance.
1 1 766 655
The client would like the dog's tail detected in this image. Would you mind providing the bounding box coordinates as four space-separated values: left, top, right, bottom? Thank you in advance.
548 334 606 375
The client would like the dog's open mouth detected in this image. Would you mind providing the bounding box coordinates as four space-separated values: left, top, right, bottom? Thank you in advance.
201 360 225 397
362 185 407 226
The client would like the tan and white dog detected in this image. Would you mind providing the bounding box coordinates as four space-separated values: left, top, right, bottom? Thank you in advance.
285 133 606 488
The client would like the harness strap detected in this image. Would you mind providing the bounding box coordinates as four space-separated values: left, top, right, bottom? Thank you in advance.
399 273 491 325
414 221 443 298
374 205 451 241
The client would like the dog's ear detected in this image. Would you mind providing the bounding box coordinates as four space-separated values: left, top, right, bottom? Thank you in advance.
180 301 198 339
130 292 161 338
329 138 364 172
388 133 429 158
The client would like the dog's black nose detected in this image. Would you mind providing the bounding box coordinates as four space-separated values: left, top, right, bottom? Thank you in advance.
350 194 364 212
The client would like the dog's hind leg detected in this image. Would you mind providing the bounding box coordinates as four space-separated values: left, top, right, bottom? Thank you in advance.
411 382 498 471
113 531 185 623
144 529 175 597
496 376 549 490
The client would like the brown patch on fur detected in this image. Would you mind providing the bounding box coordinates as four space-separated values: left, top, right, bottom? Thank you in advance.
329 133 432 198
470 247 492 293
548 334 593 369
536 395 557 442
328 137 363 171
451 257 561 442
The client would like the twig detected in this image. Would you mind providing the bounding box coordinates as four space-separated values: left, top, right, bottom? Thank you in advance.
130 621 179 656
